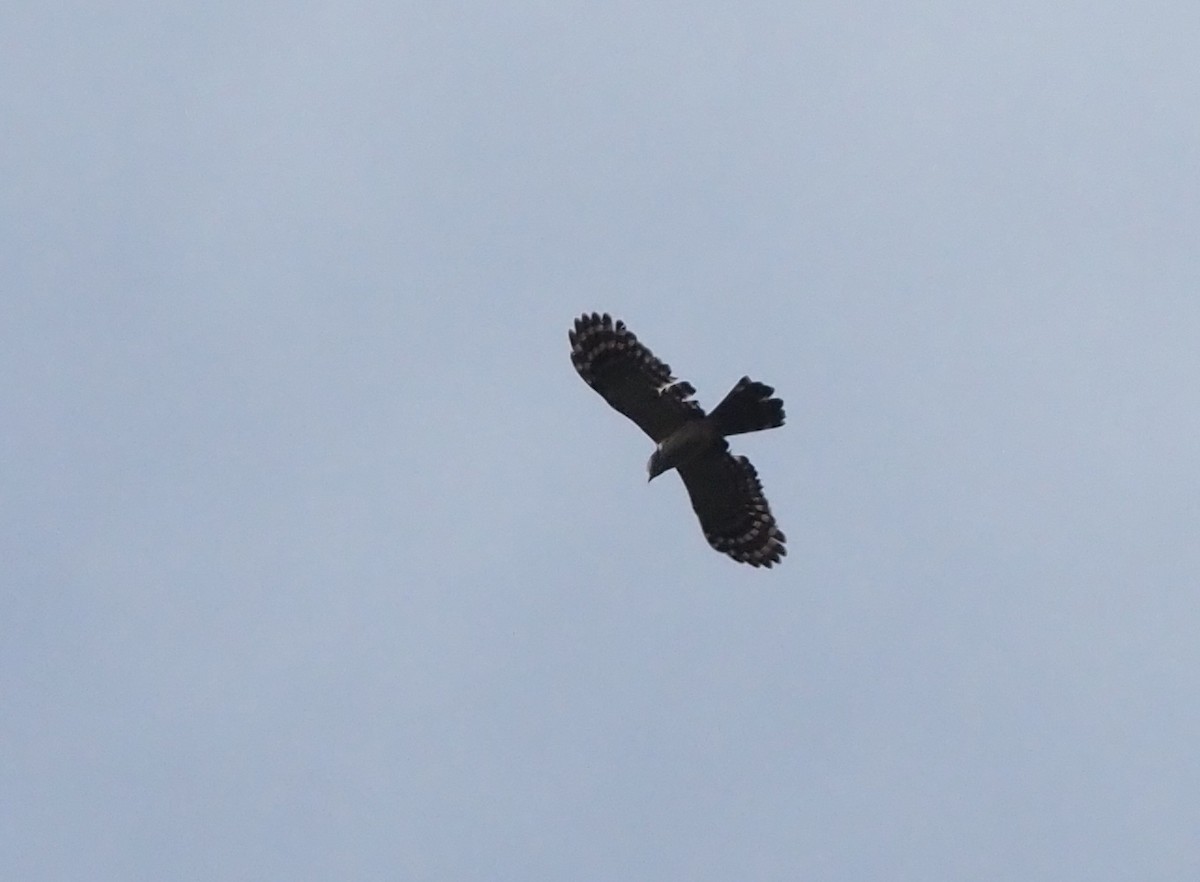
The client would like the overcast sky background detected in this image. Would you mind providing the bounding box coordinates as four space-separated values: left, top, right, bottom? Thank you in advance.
4 3 1200 879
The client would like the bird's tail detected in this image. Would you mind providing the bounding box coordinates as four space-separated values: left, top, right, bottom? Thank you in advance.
709 377 785 436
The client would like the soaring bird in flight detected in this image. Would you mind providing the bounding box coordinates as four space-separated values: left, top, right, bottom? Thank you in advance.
569 312 786 567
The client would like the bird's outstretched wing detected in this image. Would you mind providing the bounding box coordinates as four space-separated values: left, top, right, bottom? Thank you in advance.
569 312 704 441
677 447 786 567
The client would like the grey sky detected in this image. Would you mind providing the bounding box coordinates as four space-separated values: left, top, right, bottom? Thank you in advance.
4 2 1199 879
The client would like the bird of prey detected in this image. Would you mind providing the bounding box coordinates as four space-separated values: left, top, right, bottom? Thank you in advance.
569 312 786 567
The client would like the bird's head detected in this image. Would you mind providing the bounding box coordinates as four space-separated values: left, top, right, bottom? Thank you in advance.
647 448 668 482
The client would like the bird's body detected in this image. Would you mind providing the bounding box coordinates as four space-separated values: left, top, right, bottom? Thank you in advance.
648 419 718 479
569 312 786 567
